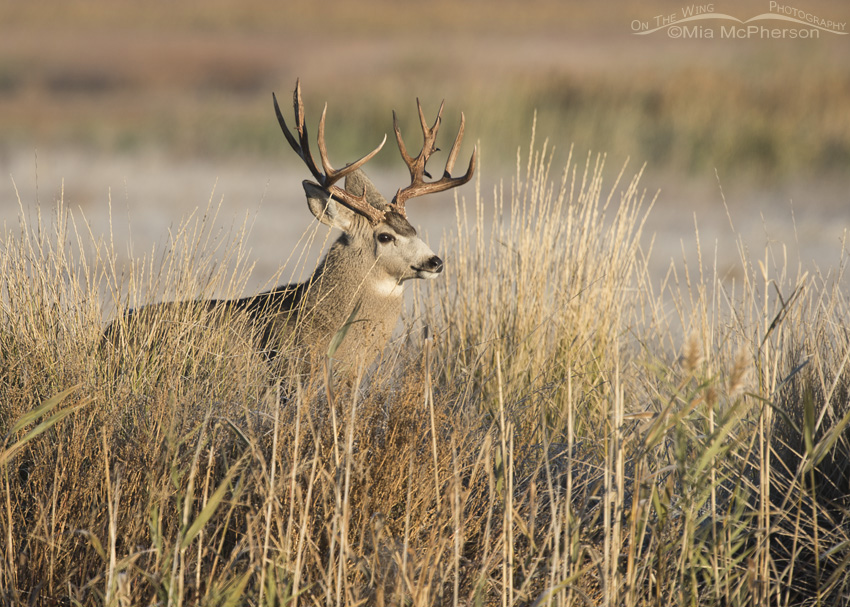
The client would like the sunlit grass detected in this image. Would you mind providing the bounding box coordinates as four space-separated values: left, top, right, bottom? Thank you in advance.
1 128 849 605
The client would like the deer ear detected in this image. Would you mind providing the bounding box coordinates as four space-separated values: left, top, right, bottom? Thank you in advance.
303 181 356 231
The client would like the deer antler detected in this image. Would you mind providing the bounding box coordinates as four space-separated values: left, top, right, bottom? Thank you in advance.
273 79 387 224
391 99 477 215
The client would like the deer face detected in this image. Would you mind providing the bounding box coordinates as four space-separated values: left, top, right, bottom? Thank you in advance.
304 175 443 290
275 80 472 296
373 210 443 282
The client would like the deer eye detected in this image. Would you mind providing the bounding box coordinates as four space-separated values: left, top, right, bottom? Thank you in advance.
377 233 395 244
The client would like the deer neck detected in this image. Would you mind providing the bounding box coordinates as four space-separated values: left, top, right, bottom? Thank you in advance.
299 237 404 366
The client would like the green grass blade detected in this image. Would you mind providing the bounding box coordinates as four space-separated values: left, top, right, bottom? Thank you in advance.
180 454 246 550
1 387 88 468
808 406 850 471
694 400 745 475
75 529 107 562
327 301 361 359
220 569 253 607
6 384 80 436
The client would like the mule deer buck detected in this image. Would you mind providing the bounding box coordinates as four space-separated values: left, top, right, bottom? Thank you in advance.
106 81 475 380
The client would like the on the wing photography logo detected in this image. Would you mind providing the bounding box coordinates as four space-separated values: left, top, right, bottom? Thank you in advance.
631 2 847 38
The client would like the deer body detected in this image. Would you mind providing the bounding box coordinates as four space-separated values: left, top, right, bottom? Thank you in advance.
106 82 473 377
224 171 441 371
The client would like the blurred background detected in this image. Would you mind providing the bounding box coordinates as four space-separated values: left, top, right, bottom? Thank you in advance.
1 0 848 289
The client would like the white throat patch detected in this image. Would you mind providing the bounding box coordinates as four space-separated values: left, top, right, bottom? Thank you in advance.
372 276 404 297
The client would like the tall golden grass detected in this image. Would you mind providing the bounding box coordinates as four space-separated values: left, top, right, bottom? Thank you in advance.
2 127 850 606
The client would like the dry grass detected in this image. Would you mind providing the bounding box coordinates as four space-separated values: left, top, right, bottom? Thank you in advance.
2 126 850 606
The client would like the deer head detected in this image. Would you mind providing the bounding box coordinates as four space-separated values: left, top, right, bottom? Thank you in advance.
273 80 476 294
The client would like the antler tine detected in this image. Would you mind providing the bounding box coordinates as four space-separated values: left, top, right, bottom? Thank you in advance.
291 81 322 182
391 99 476 211
272 82 324 184
392 110 414 168
343 133 387 173
272 92 301 158
317 105 387 187
443 111 466 175
418 98 444 138
275 80 388 225
418 98 443 163
417 98 430 133
457 144 477 185
316 103 334 181
392 100 442 184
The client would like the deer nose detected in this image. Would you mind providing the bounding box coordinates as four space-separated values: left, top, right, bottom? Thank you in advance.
425 255 443 274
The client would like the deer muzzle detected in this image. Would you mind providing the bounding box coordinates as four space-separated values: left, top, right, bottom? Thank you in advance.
413 255 444 279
